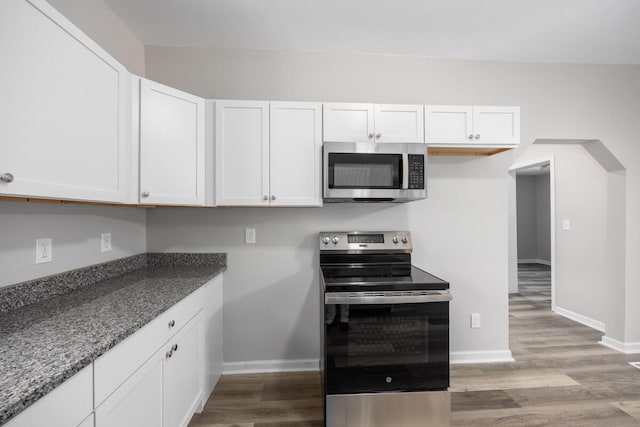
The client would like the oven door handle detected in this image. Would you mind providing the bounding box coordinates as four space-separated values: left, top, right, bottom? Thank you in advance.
325 291 451 305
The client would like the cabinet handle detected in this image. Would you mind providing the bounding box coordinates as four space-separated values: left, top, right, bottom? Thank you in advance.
168 319 176 328
172 344 178 352
368 133 374 139
475 134 480 139
375 133 381 139
271 195 276 201
263 195 268 201
141 191 150 198
166 349 173 359
1 173 14 183
468 134 474 139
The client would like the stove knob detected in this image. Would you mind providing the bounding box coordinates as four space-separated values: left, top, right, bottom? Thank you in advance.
392 235 399 244
332 236 340 245
401 235 409 244
322 236 330 245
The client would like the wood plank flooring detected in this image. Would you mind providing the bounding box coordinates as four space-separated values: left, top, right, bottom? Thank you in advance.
191 264 640 426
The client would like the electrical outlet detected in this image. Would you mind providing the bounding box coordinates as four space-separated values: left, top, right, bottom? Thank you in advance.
35 238 52 264
563 219 571 230
245 228 256 244
471 313 481 329
101 233 112 252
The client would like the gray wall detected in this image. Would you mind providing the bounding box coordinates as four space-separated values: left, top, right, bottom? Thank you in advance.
145 46 640 360
516 174 550 263
0 1 148 288
536 173 551 262
516 144 610 328
516 176 538 260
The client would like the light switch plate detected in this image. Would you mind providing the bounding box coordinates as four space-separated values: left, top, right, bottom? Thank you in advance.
245 228 256 244
471 313 481 329
36 238 52 264
563 219 571 231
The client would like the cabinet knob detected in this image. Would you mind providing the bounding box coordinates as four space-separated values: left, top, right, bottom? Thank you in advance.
375 133 381 139
271 195 276 200
475 134 480 139
368 133 374 139
1 173 14 183
168 319 176 328
468 134 474 139
263 195 268 201
141 191 150 198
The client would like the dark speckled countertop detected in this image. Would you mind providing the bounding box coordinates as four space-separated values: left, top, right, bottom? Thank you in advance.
0 253 226 426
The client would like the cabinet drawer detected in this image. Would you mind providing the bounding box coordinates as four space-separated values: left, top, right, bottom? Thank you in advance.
5 365 92 427
94 286 205 405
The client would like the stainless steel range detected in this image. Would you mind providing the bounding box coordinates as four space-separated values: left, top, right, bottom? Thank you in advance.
319 231 451 427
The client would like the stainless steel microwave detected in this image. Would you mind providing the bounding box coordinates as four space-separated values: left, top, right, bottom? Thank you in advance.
323 142 427 203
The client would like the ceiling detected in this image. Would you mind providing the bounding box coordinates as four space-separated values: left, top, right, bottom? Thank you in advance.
103 0 640 65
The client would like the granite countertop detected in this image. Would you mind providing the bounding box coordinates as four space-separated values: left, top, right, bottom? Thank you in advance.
0 253 226 426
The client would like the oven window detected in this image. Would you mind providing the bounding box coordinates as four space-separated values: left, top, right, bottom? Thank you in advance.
328 153 401 189
325 301 449 394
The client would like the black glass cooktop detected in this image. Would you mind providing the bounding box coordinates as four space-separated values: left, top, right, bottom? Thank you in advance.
322 265 449 292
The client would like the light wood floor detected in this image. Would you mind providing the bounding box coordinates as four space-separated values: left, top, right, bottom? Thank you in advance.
190 264 640 426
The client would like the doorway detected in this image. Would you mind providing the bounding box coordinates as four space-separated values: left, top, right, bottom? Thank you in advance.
509 157 556 310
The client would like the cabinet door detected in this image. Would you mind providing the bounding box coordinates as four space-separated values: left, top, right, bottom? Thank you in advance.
77 414 94 427
323 103 375 142
95 352 164 427
203 275 224 400
424 105 474 145
270 102 322 206
164 312 204 427
374 104 424 143
215 100 269 206
139 79 205 205
472 106 520 145
0 0 129 202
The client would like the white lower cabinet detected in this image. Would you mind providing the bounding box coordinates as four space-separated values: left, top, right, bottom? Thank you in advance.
5 365 93 427
95 354 164 427
164 312 204 427
96 312 202 427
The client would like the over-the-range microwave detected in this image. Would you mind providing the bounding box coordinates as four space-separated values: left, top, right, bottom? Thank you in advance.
323 142 427 203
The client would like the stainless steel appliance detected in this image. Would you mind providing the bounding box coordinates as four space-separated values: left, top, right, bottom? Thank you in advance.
323 142 426 203
319 231 451 427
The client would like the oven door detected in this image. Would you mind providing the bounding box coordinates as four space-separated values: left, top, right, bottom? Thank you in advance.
324 291 450 395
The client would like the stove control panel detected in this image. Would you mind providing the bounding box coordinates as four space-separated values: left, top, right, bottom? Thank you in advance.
319 231 412 252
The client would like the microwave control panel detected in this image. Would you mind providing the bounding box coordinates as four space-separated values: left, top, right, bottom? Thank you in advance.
408 155 425 189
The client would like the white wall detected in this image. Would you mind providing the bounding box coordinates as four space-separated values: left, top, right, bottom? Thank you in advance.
536 174 551 262
145 46 640 361
0 1 148 288
46 0 145 75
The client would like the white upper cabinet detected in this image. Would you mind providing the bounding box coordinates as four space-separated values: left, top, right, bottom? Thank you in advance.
215 101 322 207
0 0 130 202
270 102 322 206
215 100 270 206
425 105 520 146
323 103 424 143
139 79 205 206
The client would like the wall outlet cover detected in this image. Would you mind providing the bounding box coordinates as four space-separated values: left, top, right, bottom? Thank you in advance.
471 313 481 329
101 233 112 252
35 238 52 264
245 228 256 244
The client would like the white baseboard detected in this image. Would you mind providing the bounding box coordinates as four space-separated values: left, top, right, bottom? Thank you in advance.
554 306 605 332
450 350 514 364
600 336 640 354
223 358 319 374
518 258 551 266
